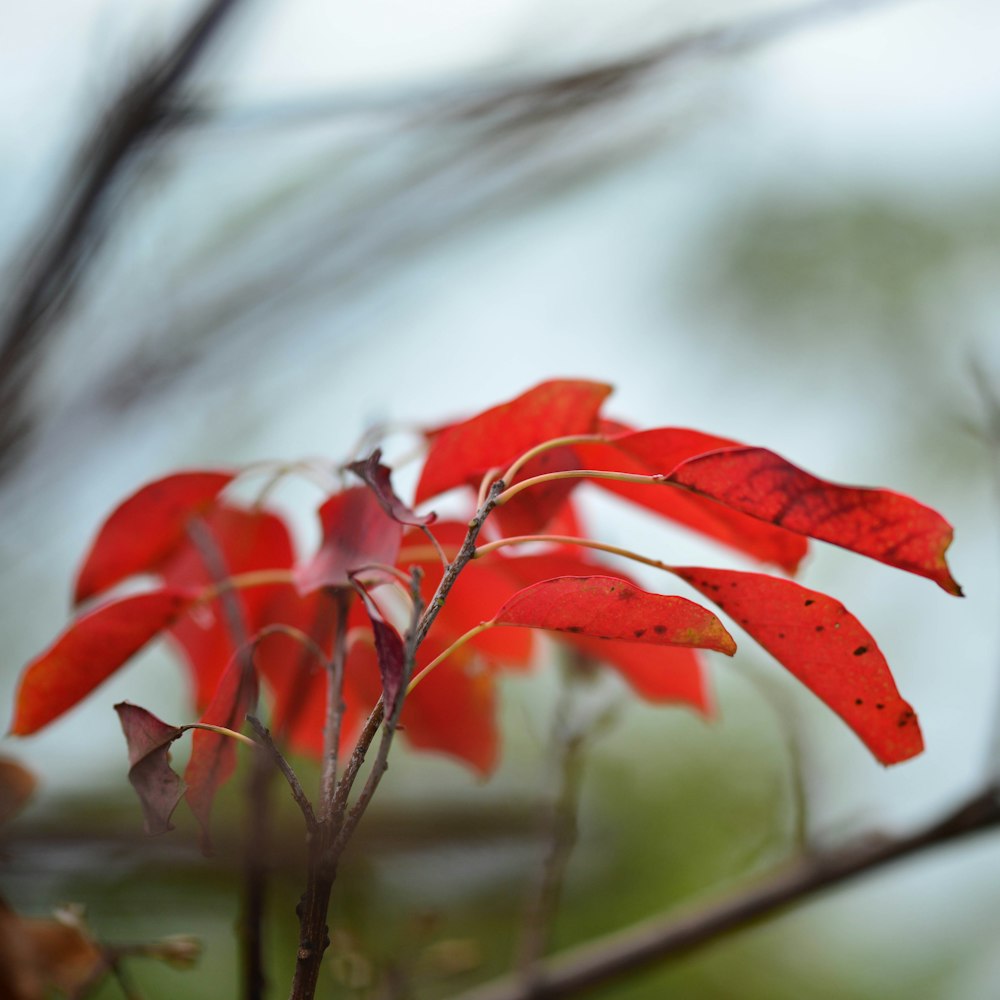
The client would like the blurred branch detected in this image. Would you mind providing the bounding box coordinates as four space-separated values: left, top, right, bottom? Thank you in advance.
189 0 912 131
453 785 1000 1000
0 0 248 470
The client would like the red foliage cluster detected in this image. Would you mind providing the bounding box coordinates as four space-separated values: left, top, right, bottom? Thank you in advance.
8 380 961 838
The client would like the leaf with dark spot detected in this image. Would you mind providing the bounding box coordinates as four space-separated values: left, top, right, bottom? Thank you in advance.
666 447 961 595
114 702 185 835
348 449 436 526
670 565 923 765
491 576 736 655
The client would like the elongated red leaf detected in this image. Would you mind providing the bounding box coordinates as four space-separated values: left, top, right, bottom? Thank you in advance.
575 430 808 573
666 447 961 594
10 590 192 736
74 471 235 605
492 576 736 655
114 702 186 834
184 652 258 854
348 449 436 526
296 487 403 593
415 379 612 503
671 566 922 765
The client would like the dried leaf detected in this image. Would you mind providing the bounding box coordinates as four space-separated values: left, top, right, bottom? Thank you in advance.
348 449 436 526
114 702 186 834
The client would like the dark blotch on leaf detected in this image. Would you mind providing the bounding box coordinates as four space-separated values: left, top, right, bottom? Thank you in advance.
876 703 885 710
634 629 646 638
853 646 869 656
855 698 863 705
804 599 815 606
653 625 667 635
815 625 825 632
566 626 584 634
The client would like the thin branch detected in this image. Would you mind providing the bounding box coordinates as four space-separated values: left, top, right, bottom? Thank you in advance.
452 786 1000 1000
245 715 318 835
320 591 351 825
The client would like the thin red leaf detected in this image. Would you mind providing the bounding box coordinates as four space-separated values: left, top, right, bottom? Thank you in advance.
671 566 923 765
491 575 736 655
184 652 259 854
575 430 808 573
296 487 403 593
666 448 961 594
348 449 436 526
354 587 407 714
74 471 235 605
10 590 192 736
415 379 612 503
114 702 186 835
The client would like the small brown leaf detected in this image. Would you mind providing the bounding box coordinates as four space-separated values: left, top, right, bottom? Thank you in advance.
114 702 186 835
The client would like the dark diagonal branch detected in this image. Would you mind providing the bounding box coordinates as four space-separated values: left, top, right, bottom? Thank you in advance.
0 0 247 468
453 786 1000 1000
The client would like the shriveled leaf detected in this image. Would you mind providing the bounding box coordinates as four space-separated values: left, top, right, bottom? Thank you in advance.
358 602 407 715
184 653 258 853
0 759 37 828
672 566 923 765
348 449 436 526
492 575 736 655
114 702 186 834
415 379 612 503
10 590 192 736
74 471 235 605
666 447 961 594
296 487 403 593
161 505 295 709
17 913 102 997
575 430 808 573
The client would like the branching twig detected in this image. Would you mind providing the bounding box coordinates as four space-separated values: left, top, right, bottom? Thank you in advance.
245 715 318 835
452 786 1000 1000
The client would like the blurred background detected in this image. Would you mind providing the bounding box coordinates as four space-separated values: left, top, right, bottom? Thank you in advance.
2 0 1000 996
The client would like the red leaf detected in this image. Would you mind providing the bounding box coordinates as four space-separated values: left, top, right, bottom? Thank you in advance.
492 444 588 537
184 652 258 853
575 430 808 573
161 505 295 709
672 566 923 765
10 590 192 736
348 449 436 526
114 702 186 835
415 379 612 503
296 487 403 593
491 576 736 655
666 448 961 594
74 471 235 605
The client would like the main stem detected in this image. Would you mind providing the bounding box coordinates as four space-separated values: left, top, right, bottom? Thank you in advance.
286 480 505 1000
288 592 350 1000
